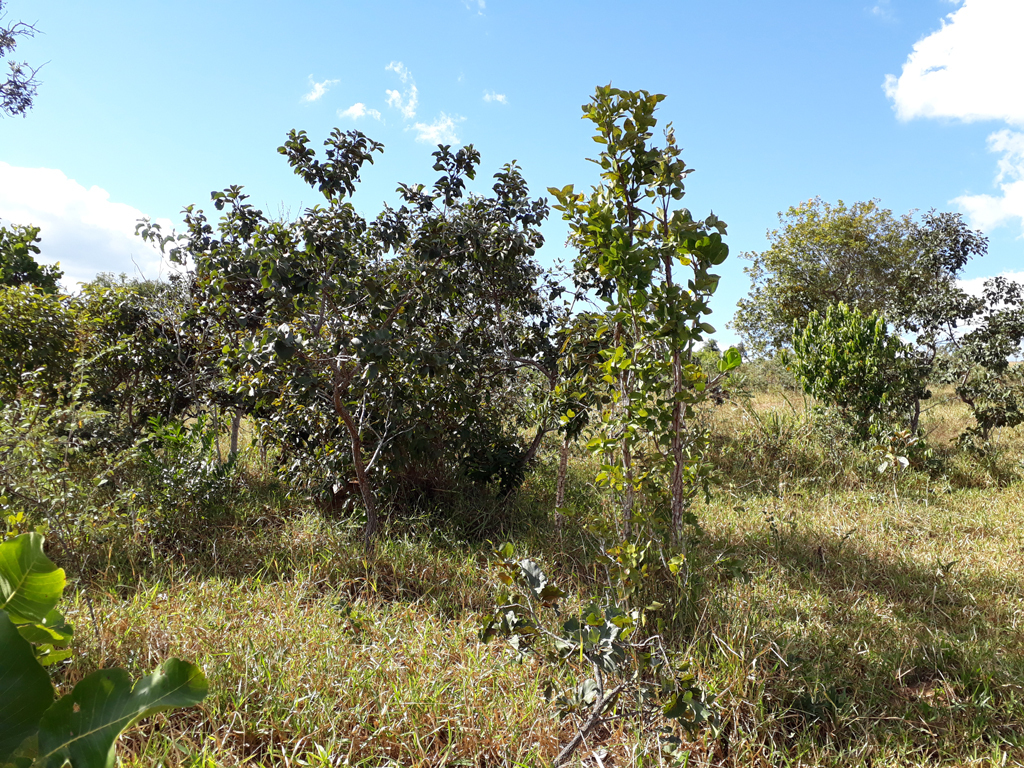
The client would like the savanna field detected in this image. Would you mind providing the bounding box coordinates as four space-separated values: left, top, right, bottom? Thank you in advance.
5 79 1024 768
9 380 1021 768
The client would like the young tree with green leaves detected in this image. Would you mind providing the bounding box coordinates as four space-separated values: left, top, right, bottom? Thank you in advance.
736 197 1024 441
551 86 738 548
790 303 927 439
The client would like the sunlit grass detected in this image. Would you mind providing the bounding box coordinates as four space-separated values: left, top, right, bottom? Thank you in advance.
39 389 1024 766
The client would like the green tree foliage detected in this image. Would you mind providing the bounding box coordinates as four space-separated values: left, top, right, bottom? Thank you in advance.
550 86 738 546
735 197 1024 441
481 543 715 765
0 285 75 401
144 130 552 543
74 276 206 434
790 303 927 440
733 199 985 356
0 1 40 117
0 532 208 767
0 222 62 293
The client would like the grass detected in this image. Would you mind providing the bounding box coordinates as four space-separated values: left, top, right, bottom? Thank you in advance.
21 388 1024 767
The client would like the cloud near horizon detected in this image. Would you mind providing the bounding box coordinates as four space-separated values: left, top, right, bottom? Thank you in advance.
0 162 175 290
958 269 1024 298
884 0 1024 235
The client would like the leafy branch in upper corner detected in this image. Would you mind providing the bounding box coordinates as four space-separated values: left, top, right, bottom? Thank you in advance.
1 0 42 117
480 543 716 766
0 531 208 768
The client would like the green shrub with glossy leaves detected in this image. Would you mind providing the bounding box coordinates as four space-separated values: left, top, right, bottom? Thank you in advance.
790 302 927 440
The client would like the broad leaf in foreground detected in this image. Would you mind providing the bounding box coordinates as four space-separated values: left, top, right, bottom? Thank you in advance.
37 659 208 768
0 611 55 761
0 533 65 623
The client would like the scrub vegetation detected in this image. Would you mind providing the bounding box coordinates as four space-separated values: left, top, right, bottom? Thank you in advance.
3 86 1024 767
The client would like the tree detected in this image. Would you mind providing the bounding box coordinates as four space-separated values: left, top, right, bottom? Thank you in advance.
1 1 41 117
0 221 62 293
733 199 986 356
146 129 552 545
790 303 927 439
0 284 74 401
738 197 1024 440
551 86 738 548
74 275 207 434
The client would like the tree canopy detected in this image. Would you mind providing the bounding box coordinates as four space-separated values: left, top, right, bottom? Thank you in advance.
732 198 986 356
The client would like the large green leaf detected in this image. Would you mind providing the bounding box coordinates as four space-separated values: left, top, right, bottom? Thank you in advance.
37 659 208 768
0 611 55 761
17 609 73 648
0 533 65 624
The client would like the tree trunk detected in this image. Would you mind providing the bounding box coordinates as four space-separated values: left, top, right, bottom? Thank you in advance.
332 380 379 549
669 349 687 552
910 397 921 435
230 411 241 455
555 432 570 510
616 323 634 539
212 405 223 463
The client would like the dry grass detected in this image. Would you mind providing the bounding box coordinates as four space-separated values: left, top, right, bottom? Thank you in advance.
37 389 1024 767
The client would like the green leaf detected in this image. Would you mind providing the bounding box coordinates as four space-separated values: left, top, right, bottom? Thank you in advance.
718 346 742 373
0 533 65 624
0 610 55 761
37 659 208 768
17 610 73 648
517 559 548 598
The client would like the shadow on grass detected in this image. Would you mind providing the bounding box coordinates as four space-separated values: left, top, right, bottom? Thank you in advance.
49 471 600 620
701 522 1024 759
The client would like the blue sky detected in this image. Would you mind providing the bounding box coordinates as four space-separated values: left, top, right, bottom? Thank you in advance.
1 0 1022 346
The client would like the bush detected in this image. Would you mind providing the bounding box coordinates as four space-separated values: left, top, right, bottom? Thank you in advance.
791 303 927 440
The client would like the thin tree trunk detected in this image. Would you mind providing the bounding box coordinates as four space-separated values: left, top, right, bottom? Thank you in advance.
213 405 223 463
555 432 570 509
332 379 379 548
230 411 241 455
616 322 634 539
669 349 687 552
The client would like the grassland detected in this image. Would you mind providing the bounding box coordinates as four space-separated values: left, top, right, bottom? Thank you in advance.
41 388 1024 767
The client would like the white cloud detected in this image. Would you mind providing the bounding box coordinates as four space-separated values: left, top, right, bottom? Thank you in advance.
954 130 1024 232
302 75 339 103
386 85 418 119
338 102 382 121
884 0 1024 235
958 269 1024 298
384 61 418 119
483 90 507 104
883 0 1024 126
463 0 485 13
412 113 464 145
0 162 174 290
385 61 412 84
